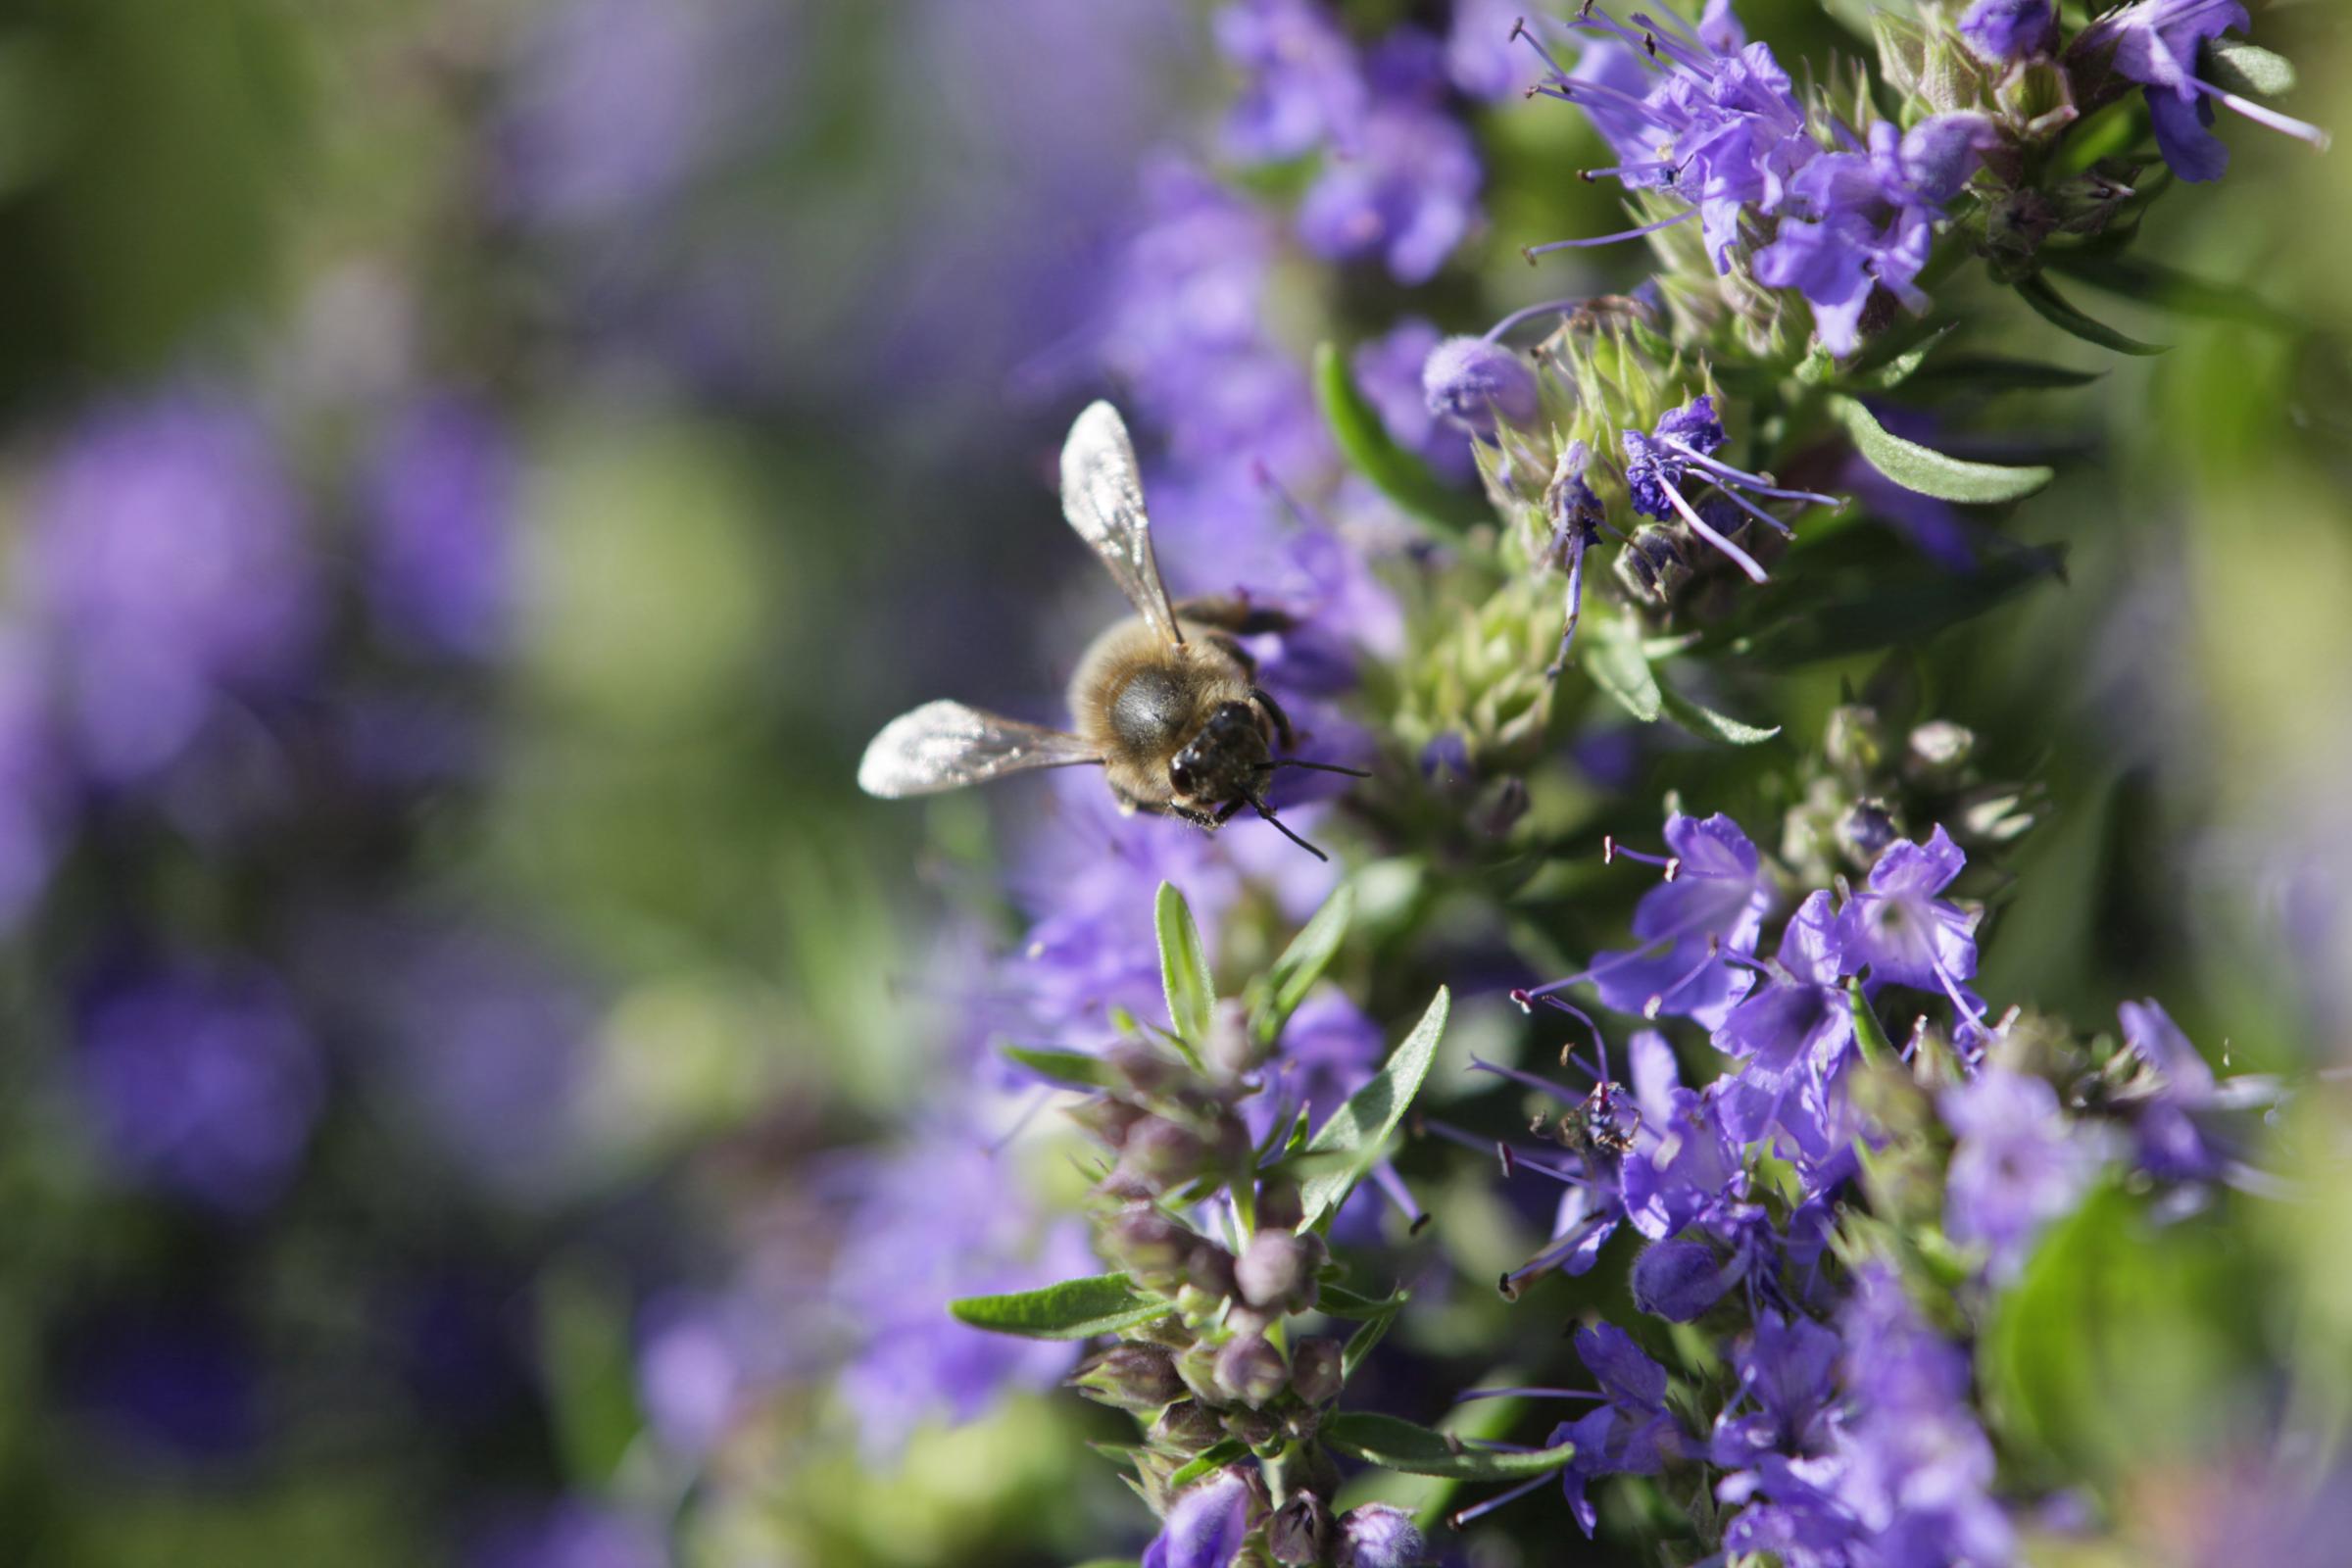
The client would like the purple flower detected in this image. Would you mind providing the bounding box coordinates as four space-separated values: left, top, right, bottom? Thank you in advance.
636 1292 749 1456
829 1132 1095 1458
1547 1323 1681 1536
1580 811 1774 1031
1710 1310 1842 1468
0 629 70 931
1247 986 1384 1145
1831 825 1980 1002
1215 0 1364 163
1422 334 1540 437
1713 892 1859 1164
1939 1068 2103 1282
1446 0 1527 100
28 392 318 783
1144 1467 1255 1568
1298 97 1482 284
1960 0 2056 64
1620 396 1838 580
1333 1503 1424 1568
2117 998 2267 1182
363 395 517 661
2077 0 2329 183
466 1499 665 1568
1621 1029 1747 1242
1632 1237 1739 1320
73 957 323 1214
57 1301 262 1463
1355 318 1476 480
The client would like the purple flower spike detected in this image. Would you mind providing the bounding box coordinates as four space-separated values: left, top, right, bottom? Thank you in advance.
1144 1467 1255 1568
1832 825 1980 1003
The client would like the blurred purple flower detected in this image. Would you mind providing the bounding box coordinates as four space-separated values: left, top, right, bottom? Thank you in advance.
1215 0 1364 163
1248 986 1384 1145
1145 1467 1256 1568
829 1133 1096 1458
1333 1502 1424 1568
1939 1068 2102 1282
1423 334 1540 439
1354 319 1476 481
636 1291 751 1457
73 957 322 1215
1960 0 2056 64
467 1499 666 1568
1446 0 1529 99
28 392 318 784
0 628 70 930
1297 96 1482 284
2077 0 2329 184
1710 1310 1842 1470
56 1301 262 1465
363 395 517 661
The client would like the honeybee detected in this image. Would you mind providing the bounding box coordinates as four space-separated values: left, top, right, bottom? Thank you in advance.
858 401 1364 858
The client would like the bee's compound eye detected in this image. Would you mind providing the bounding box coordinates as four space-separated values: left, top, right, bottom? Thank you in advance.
1170 760 1198 795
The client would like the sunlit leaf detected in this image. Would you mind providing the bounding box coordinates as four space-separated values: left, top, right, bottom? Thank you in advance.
1581 612 1662 722
2014 273 2168 357
1323 1411 1578 1480
1155 881 1215 1047
1829 396 2055 504
950 1273 1169 1340
1297 988 1450 1228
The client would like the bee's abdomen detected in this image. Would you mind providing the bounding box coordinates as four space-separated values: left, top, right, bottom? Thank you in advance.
1106 664 1190 752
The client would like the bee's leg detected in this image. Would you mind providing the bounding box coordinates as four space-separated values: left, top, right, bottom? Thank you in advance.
1249 686 1296 752
1174 593 1295 636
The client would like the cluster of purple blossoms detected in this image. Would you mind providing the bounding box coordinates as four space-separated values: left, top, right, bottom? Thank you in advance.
2067 1 2329 183
1517 4 2006 356
1455 801 2276 1556
1217 0 1483 285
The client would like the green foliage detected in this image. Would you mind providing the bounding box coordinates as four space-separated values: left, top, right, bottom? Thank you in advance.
1250 882 1356 1044
1313 340 1485 531
1321 1411 1578 1480
1156 881 1217 1049
1828 396 2055 504
1295 987 1451 1228
950 1274 1172 1341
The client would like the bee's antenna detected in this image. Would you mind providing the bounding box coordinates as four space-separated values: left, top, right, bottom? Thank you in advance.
1246 793 1330 862
1267 759 1372 778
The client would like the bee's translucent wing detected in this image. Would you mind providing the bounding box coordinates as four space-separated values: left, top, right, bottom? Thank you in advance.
858 700 1102 798
1060 400 1184 647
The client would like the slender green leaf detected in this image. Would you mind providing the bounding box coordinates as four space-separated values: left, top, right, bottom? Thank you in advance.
2207 39 2293 97
2046 250 2299 331
1828 396 2055 504
950 1273 1169 1340
1313 341 1485 532
1581 612 1662 723
1319 1278 1410 1319
2014 273 2168 357
1342 1312 1395 1380
1297 988 1451 1228
1658 684 1781 746
1738 547 2064 668
1165 1441 1249 1491
1252 882 1355 1043
1002 1045 1120 1091
538 1261 645 1487
1851 321 1959 390
1904 355 2104 395
1323 1411 1578 1481
1155 881 1215 1046
1847 978 1895 1067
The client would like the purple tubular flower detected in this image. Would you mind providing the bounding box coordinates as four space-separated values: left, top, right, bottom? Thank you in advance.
1355 318 1476 480
1632 1237 1739 1320
1422 335 1540 436
1621 1029 1748 1241
1960 0 2056 64
1710 1310 1842 1468
1446 0 1527 100
1144 1467 1255 1568
1939 1068 2103 1282
1621 395 1838 578
73 958 323 1214
28 392 318 783
364 395 517 661
1712 892 1859 1164
1544 1324 1681 1537
1573 810 1773 1031
2077 0 2330 183
1298 98 1482 284
1832 825 1981 1004
2115 998 2274 1183
1215 0 1365 163
1333 1503 1424 1568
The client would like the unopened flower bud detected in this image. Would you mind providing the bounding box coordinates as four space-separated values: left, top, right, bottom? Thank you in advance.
1269 1493 1332 1565
1202 997 1264 1079
1838 800 1900 868
1186 1242 1239 1301
1474 775 1530 838
1214 1333 1289 1408
1255 1176 1304 1234
1222 1402 1282 1449
1234 1230 1315 1311
1823 703 1887 780
1613 523 1692 604
1335 1502 1427 1568
1104 1203 1192 1284
1073 1343 1184 1412
1149 1398 1226 1454
1423 335 1540 435
1066 1095 1147 1151
1631 1238 1736 1322
1105 1040 1182 1097
1288 1337 1344 1406
1905 718 1977 781
1119 1116 1208 1191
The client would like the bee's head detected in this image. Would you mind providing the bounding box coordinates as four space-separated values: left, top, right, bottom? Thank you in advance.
1169 701 1269 806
